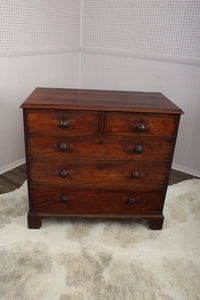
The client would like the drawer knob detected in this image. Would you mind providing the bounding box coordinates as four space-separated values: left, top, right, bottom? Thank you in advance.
131 171 139 179
59 170 68 178
134 145 143 154
60 195 68 203
128 197 136 204
58 143 67 152
59 120 69 129
137 120 145 132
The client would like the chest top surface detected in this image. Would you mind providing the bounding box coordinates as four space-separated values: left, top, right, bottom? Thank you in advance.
21 87 183 114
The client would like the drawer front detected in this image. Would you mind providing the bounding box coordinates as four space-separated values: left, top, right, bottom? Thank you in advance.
30 187 164 214
105 112 177 137
29 135 172 161
26 110 102 134
30 161 168 187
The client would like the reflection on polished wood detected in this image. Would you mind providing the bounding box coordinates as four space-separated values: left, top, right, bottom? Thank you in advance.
0 163 198 194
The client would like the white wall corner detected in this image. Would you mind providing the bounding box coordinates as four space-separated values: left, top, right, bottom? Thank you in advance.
0 158 25 175
172 163 200 178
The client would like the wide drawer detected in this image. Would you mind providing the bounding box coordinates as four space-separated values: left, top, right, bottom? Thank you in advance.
29 186 164 214
28 135 172 161
26 110 102 134
30 160 169 188
105 112 177 137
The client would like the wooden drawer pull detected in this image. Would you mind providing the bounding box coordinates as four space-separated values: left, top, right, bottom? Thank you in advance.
60 195 68 203
134 145 143 154
131 171 139 179
59 170 68 178
58 143 68 152
137 120 145 132
128 197 136 204
59 119 69 129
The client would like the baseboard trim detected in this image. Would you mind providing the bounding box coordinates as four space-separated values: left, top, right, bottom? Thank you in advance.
172 163 200 178
0 158 25 175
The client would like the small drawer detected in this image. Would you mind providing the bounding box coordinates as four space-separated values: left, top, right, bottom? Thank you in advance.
105 112 177 137
30 186 164 214
26 110 102 134
30 160 169 188
28 135 172 161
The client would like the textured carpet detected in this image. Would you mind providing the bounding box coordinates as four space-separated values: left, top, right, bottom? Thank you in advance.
0 179 200 300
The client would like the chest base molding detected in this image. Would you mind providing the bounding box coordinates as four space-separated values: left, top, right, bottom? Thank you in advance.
27 211 164 230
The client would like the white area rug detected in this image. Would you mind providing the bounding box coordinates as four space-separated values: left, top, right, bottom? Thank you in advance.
0 179 200 300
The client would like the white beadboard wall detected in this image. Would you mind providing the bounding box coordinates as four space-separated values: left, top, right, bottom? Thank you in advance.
1 0 200 177
0 0 80 56
80 0 200 176
0 52 80 174
80 53 200 177
81 0 200 65
0 0 81 174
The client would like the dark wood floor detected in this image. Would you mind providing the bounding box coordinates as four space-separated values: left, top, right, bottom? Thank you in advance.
0 163 199 194
0 164 27 194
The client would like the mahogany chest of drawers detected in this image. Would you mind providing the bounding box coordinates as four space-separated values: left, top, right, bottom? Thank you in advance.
21 88 183 230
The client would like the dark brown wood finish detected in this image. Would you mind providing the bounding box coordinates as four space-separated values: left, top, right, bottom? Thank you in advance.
21 87 183 230
2 164 198 230
21 88 183 114
28 135 172 161
26 110 103 134
169 169 199 185
0 164 26 194
30 160 169 188
105 112 178 137
29 187 164 214
0 166 197 195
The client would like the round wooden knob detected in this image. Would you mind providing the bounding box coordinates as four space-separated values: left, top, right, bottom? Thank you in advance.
128 197 136 204
137 120 145 132
134 145 143 154
131 171 139 179
59 170 68 178
60 195 68 203
58 143 67 152
59 120 69 129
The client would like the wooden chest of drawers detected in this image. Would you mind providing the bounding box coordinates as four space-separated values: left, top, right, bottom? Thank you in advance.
21 88 183 230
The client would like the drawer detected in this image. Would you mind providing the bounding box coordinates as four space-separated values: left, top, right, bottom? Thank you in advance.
28 135 172 161
30 160 168 188
26 110 102 134
30 187 164 214
105 112 177 137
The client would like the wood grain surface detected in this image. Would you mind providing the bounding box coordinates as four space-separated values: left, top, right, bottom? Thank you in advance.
21 87 183 114
20 88 183 230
